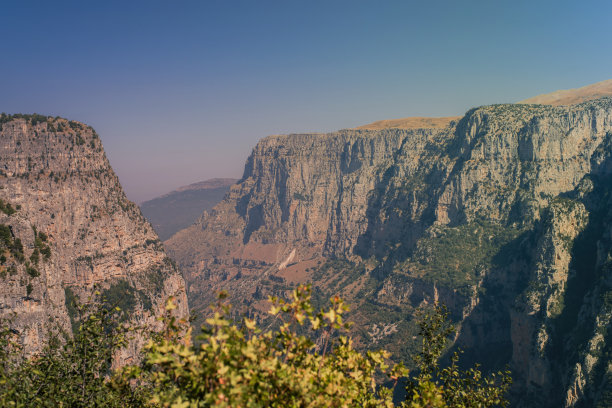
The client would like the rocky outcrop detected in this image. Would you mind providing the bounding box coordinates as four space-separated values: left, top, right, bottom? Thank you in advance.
0 114 188 362
166 98 612 407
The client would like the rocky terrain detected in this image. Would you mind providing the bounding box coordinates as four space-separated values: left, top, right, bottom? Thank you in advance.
166 95 612 407
140 178 236 240
0 114 188 364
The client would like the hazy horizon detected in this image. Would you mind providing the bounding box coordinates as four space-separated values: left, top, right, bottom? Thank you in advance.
1 0 611 202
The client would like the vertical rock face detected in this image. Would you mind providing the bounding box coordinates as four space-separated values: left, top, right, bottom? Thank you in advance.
166 98 612 407
167 128 449 313
0 114 188 362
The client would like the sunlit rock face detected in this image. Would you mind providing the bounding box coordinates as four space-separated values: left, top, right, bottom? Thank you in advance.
0 114 188 364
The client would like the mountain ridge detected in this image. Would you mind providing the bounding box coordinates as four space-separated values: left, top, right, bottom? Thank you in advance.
156 177 237 198
349 79 612 131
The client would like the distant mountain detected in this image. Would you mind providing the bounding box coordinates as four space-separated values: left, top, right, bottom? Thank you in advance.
354 116 461 130
520 78 612 106
140 178 237 240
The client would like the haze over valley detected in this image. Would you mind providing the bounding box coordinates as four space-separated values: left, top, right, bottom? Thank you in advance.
140 178 237 240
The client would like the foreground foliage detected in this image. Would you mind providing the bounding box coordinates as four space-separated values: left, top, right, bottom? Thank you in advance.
0 301 146 407
131 287 406 407
0 286 511 407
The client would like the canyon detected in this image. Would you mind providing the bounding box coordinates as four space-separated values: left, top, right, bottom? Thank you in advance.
2 79 612 406
166 85 612 407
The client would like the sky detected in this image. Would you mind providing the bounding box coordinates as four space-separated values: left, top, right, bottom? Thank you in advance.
1 0 611 203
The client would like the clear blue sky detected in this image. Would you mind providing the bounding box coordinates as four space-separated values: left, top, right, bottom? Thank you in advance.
1 0 610 202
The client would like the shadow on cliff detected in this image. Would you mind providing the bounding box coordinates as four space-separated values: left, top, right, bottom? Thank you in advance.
532 134 612 406
353 110 481 280
545 174 612 407
450 229 534 371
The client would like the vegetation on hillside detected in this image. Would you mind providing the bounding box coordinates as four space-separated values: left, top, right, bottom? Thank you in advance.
0 285 511 407
402 219 522 295
0 199 17 216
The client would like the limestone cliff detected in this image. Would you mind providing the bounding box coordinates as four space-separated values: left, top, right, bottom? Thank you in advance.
0 114 188 363
166 98 612 407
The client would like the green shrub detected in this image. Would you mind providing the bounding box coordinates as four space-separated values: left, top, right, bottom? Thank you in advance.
101 280 138 319
0 298 144 407
0 225 11 247
26 265 39 278
40 246 51 260
29 249 39 265
34 230 51 261
0 199 16 216
0 226 26 264
128 286 406 407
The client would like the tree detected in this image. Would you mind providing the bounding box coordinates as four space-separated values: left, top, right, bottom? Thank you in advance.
405 304 512 408
0 296 148 407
